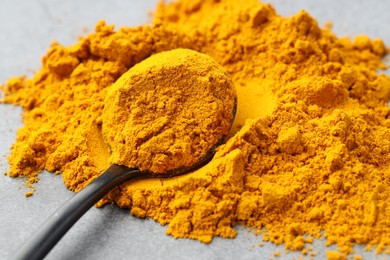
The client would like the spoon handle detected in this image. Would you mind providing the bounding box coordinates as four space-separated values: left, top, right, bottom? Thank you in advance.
12 164 145 260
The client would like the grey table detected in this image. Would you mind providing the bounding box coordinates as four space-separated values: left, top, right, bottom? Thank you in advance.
1 0 389 259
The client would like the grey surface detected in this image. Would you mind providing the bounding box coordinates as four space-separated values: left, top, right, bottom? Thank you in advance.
0 0 389 259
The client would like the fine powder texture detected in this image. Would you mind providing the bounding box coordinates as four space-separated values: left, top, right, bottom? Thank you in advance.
1 0 390 256
102 48 236 174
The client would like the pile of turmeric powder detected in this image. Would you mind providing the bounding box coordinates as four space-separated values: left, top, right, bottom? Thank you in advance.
1 0 390 257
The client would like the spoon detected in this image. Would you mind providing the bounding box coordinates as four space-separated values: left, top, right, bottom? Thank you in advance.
11 102 236 260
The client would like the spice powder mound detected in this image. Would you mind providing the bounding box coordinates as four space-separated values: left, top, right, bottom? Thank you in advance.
1 0 390 256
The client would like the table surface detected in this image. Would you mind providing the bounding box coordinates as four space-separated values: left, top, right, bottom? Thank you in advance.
1 0 389 259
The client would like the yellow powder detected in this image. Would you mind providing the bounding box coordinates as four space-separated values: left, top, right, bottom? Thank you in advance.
230 78 276 135
102 48 236 174
326 251 346 260
24 181 35 197
1 0 390 257
25 191 34 197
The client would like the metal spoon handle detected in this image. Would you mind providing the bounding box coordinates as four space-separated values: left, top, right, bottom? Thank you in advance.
11 165 145 260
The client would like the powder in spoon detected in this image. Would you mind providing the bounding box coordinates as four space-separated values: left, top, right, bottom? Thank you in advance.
102 48 236 173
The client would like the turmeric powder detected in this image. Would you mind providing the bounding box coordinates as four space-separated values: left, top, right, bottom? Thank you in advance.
102 48 236 174
1 0 390 257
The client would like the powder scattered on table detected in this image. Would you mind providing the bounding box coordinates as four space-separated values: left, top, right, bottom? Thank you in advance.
1 0 389 257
